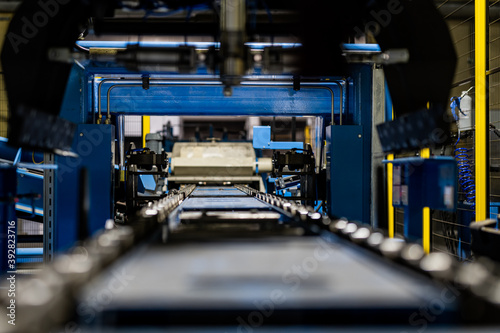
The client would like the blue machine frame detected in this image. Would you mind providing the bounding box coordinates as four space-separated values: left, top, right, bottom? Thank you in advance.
47 44 379 254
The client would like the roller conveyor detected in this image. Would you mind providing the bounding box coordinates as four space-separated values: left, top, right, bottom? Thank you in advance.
189 187 250 197
76 186 458 329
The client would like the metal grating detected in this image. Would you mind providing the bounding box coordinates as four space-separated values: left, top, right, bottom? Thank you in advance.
125 115 143 137
433 0 476 261
16 218 44 272
395 207 404 238
392 1 477 260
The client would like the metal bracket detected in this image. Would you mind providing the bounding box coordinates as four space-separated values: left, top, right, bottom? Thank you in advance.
252 126 303 150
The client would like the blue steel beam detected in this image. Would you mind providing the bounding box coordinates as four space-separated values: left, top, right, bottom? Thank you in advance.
78 41 377 51
77 41 303 50
97 81 341 117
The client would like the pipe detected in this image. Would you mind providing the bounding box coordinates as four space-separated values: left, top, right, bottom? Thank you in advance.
328 81 343 125
117 115 125 181
220 0 246 94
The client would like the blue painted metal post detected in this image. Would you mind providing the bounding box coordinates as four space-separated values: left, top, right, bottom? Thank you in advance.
348 64 376 224
0 167 17 273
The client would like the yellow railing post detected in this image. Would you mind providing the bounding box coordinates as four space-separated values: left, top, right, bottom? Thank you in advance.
421 148 431 254
142 116 150 148
387 154 394 238
475 0 488 221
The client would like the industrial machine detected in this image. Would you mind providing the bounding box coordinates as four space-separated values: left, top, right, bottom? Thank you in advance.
168 141 272 191
3 0 500 332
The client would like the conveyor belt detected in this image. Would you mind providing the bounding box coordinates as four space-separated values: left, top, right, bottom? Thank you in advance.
189 186 249 197
182 186 270 210
15 185 500 333
76 186 458 328
78 233 456 327
180 196 271 210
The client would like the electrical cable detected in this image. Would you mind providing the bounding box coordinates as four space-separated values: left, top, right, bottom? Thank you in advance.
32 150 44 165
490 123 500 138
74 42 89 52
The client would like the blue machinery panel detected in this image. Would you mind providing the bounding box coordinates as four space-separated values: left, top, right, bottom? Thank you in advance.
324 64 375 224
326 125 364 222
54 124 115 252
389 157 458 240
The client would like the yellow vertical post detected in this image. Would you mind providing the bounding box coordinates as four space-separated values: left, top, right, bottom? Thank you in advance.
304 126 311 146
475 0 488 221
421 147 431 254
0 14 12 137
142 116 150 148
387 154 395 238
